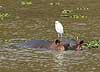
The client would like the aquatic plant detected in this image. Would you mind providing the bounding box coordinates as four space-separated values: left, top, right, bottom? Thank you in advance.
3 38 27 45
62 10 72 14
0 12 9 20
85 40 100 48
61 7 88 19
21 0 32 6
49 2 60 6
76 7 89 10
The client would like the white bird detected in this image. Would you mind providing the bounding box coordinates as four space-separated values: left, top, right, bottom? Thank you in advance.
55 21 64 39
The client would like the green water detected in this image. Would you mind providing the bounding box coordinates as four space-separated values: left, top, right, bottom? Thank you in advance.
0 0 100 72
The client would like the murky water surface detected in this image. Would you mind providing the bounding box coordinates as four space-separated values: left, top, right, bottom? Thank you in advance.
0 0 100 72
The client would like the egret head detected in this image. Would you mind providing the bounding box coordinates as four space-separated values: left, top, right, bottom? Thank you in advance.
55 21 59 24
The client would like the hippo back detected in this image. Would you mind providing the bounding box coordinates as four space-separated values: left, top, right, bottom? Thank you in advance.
16 40 53 48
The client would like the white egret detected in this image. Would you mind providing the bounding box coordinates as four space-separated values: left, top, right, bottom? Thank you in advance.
55 21 64 39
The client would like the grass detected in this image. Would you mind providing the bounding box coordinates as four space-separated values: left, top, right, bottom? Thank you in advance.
84 40 100 49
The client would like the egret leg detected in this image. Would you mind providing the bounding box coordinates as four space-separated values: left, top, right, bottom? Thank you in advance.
59 34 63 41
57 33 63 40
58 34 60 38
60 33 63 38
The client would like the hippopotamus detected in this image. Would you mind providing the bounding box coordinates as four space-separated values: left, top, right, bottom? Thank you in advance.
15 39 64 51
61 38 84 50
15 38 84 51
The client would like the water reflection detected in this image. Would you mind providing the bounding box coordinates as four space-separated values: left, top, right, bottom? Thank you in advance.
53 52 64 72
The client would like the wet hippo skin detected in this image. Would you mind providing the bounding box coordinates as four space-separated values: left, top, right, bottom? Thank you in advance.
61 38 81 50
16 38 84 50
62 38 84 50
16 40 53 49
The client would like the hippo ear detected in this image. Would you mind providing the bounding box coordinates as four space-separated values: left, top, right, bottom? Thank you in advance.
79 40 84 45
55 39 60 44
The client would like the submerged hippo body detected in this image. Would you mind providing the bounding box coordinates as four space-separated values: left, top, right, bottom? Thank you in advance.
16 40 53 49
16 38 84 50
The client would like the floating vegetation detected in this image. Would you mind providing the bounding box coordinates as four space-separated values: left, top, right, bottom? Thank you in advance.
62 10 72 14
85 40 100 48
70 15 87 19
21 0 32 6
0 12 9 21
2 38 28 45
76 7 89 10
61 7 89 19
49 2 60 6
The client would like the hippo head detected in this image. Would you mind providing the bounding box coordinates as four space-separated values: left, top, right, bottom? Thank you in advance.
50 39 64 51
61 39 84 50
76 40 84 51
55 39 65 51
